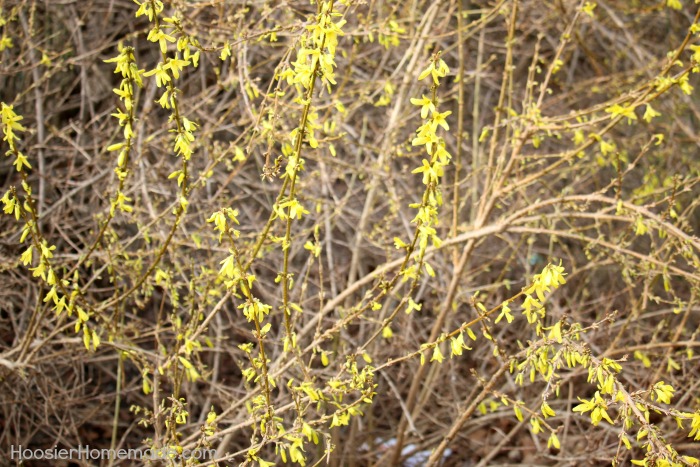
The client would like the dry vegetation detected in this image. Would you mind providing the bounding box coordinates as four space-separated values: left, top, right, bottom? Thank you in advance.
1 0 700 466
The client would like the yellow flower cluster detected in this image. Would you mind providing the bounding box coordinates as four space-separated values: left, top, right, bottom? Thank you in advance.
104 43 144 213
207 206 278 433
522 262 567 324
284 1 345 93
1 104 100 351
135 1 200 164
407 54 452 262
572 391 615 426
1 103 30 172
0 8 13 53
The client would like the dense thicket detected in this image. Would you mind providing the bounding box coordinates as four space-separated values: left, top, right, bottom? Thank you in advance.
1 1 700 466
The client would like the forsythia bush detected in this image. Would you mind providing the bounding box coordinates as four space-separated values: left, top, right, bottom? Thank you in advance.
1 0 700 465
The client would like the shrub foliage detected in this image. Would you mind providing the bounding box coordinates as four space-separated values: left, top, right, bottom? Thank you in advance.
1 0 700 465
